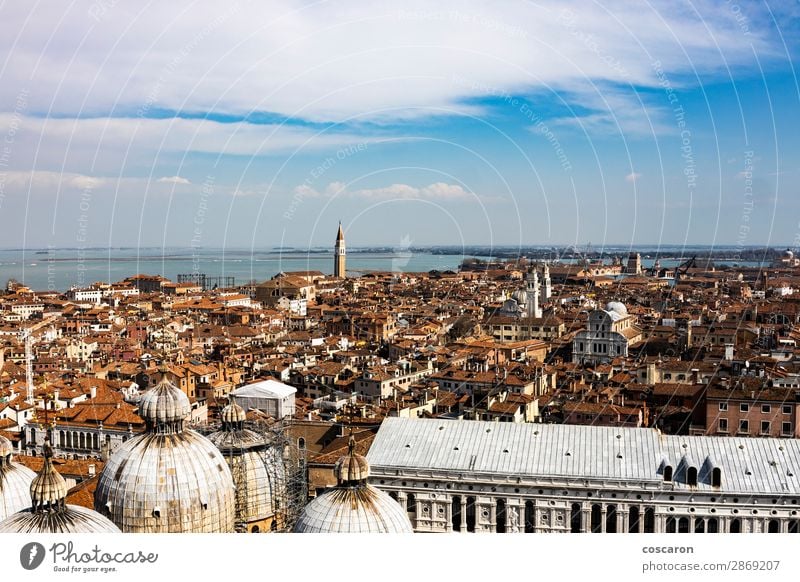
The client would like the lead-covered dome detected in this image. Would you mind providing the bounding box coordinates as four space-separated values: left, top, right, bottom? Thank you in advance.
208 399 284 532
293 436 413 533
94 372 236 533
0 434 35 520
606 301 628 317
0 441 120 533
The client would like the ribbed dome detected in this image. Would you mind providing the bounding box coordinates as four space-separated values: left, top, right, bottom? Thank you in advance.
510 289 527 305
30 454 68 510
293 486 413 533
95 431 236 533
220 399 246 427
0 441 120 533
0 436 35 521
294 435 413 533
208 406 283 528
138 373 192 432
0 504 121 533
333 436 370 484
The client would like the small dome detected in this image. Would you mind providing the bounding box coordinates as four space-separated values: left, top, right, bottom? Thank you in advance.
511 289 527 305
220 399 246 426
0 436 36 521
293 486 413 533
30 454 68 510
0 441 120 533
606 301 628 317
785 249 794 258
138 372 192 432
294 435 413 533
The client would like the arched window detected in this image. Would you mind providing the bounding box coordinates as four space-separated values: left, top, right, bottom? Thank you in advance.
526 501 536 533
496 499 506 533
730 518 741 533
298 437 305 450
644 507 655 533
628 506 640 533
665 517 676 533
711 467 722 488
251 525 260 533
694 519 705 533
788 521 799 534
707 517 719 533
606 505 617 533
768 519 780 533
590 504 602 533
663 466 673 482
678 517 689 533
687 467 698 487
571 503 582 533
466 497 476 533
406 493 416 515
452 496 462 532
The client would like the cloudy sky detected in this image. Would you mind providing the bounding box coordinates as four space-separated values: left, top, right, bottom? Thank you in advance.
0 0 799 250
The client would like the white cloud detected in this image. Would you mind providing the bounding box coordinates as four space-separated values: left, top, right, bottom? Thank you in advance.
157 175 191 185
297 181 473 201
0 1 778 126
625 172 641 183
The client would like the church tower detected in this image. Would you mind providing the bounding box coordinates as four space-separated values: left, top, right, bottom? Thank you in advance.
543 263 552 300
525 269 542 319
334 222 346 278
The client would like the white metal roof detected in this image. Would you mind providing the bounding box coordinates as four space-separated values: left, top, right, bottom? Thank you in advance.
232 379 297 399
367 417 800 496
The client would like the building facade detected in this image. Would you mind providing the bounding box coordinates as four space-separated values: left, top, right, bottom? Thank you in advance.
572 302 642 364
367 417 800 534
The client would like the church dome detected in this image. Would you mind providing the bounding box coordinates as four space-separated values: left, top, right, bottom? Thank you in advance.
208 399 284 530
0 435 36 521
606 301 628 317
511 289 527 305
0 441 120 533
293 436 413 533
138 373 192 431
94 373 236 533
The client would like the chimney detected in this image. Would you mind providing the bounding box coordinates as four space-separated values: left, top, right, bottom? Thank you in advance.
89 385 97 399
88 463 96 477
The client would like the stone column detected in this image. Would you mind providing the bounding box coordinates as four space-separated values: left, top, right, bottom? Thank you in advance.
582 507 590 533
460 498 467 533
445 499 453 533
600 506 607 533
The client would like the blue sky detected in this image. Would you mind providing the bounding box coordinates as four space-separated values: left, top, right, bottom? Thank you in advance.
0 0 799 250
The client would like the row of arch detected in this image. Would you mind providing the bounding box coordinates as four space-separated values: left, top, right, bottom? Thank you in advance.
392 494 800 533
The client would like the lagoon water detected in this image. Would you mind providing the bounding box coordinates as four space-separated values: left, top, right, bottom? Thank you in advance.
0 248 473 292
0 247 768 292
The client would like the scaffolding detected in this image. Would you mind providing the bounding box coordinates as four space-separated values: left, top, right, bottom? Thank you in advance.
198 417 307 532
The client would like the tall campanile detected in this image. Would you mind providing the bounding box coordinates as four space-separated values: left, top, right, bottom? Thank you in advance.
334 221 346 278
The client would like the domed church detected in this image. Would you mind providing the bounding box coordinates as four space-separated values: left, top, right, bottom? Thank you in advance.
94 369 236 532
0 434 36 520
0 440 120 533
293 435 413 533
208 398 285 532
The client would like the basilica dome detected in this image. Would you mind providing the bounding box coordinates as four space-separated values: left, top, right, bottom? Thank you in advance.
511 288 527 305
0 434 35 520
0 441 120 533
208 399 284 532
94 372 236 533
293 436 413 533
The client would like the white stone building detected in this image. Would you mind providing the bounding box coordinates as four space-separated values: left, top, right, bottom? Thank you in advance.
572 302 642 364
367 417 800 534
